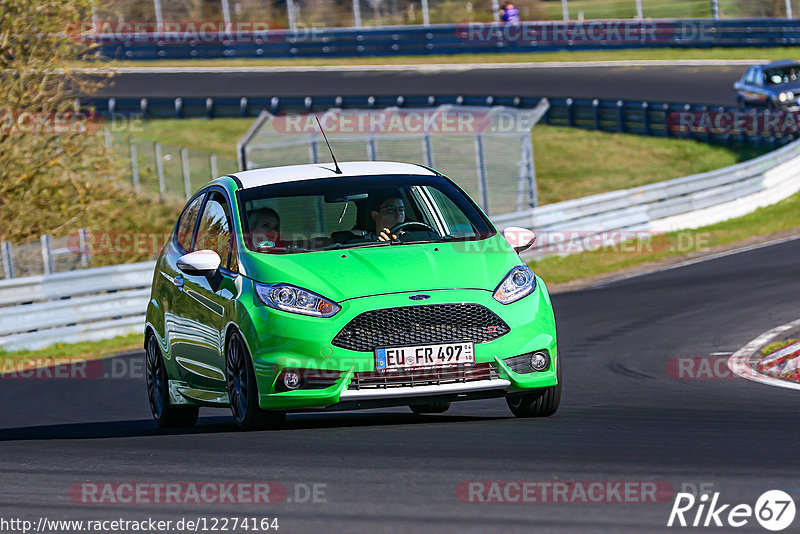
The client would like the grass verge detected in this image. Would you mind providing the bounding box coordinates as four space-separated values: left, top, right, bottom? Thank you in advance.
0 333 143 372
78 47 800 69
762 339 800 356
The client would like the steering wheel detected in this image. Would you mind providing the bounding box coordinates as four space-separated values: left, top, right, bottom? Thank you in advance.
390 221 439 237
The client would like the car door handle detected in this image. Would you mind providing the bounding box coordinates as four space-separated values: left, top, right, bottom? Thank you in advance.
173 275 185 289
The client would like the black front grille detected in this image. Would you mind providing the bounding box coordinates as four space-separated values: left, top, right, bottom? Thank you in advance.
348 362 498 390
331 304 510 352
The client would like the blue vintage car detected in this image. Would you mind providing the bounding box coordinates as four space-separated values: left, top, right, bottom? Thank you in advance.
734 59 800 109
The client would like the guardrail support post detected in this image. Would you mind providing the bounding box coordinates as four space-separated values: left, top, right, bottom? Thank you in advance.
474 134 489 213
154 142 166 201
593 99 601 131
78 228 91 268
1 241 14 279
352 0 361 28
421 0 430 25
181 147 192 200
642 102 651 136
41 234 54 275
711 0 719 18
130 142 140 193
566 98 575 127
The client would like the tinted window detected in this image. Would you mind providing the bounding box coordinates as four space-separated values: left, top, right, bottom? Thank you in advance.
176 194 204 251
195 191 234 270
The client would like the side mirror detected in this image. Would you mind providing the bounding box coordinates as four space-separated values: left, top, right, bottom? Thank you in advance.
177 250 221 277
502 227 536 253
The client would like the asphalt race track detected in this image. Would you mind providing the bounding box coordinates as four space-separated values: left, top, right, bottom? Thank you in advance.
1 237 798 533
100 64 745 106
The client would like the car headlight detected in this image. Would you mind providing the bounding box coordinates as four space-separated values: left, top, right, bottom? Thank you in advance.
493 265 536 304
254 282 341 317
779 91 794 102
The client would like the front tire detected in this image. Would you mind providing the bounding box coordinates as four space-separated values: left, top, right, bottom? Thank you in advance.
145 334 199 428
506 352 561 418
225 331 285 431
409 401 451 414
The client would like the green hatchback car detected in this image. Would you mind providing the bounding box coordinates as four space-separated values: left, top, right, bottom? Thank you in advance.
145 161 560 430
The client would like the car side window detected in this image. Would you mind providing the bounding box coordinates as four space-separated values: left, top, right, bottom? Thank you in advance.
195 191 235 272
744 68 755 84
176 194 205 252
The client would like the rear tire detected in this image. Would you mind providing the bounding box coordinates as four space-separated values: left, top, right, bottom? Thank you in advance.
409 401 451 414
145 334 199 428
225 331 285 431
506 352 561 418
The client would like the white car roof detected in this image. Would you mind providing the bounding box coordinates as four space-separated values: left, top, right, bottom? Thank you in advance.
232 161 436 189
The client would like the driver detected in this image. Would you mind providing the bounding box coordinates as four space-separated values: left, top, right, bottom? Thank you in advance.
370 193 405 242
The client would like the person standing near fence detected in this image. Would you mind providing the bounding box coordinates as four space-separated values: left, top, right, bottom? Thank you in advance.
499 1 521 23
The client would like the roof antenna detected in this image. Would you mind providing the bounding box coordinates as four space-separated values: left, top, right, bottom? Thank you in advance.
315 116 342 174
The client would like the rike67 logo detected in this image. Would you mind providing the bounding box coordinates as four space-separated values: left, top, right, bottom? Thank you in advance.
668 490 795 531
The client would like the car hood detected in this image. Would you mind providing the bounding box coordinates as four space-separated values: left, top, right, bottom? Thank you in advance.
241 235 522 302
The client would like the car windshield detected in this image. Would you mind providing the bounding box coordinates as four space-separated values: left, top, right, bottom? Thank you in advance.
237 174 495 254
764 65 800 85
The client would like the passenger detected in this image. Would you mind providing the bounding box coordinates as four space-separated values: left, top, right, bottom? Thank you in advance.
248 207 281 248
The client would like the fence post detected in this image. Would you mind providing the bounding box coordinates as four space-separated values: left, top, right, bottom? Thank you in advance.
154 142 166 201
617 100 626 133
352 0 362 28
221 0 232 29
711 0 719 18
474 134 489 213
41 234 54 275
635 0 643 18
78 228 91 268
130 141 140 193
210 153 218 179
422 134 434 167
561 0 569 20
181 147 192 200
308 134 319 164
421 0 430 25
103 128 112 150
1 241 14 279
367 136 377 160
642 102 651 136
288 0 297 31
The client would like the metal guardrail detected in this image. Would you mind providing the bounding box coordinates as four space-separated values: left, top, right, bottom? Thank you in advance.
83 95 798 148
94 18 800 59
500 136 800 253
0 262 154 351
5 136 800 351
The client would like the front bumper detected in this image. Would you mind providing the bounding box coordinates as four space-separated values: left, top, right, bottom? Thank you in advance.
240 280 558 412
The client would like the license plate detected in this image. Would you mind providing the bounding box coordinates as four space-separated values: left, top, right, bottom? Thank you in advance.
375 342 475 371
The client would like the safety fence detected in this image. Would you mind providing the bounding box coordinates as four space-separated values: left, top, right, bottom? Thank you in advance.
93 18 800 60
4 135 800 350
85 94 800 147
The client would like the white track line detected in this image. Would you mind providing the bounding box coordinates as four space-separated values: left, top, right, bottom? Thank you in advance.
728 318 800 391
79 59 765 75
